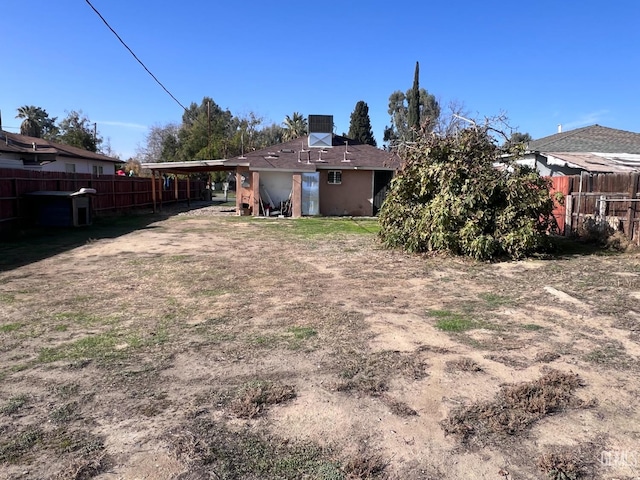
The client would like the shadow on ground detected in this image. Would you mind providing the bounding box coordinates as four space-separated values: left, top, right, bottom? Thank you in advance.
0 200 229 272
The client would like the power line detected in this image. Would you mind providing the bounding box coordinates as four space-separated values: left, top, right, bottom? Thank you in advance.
84 0 189 112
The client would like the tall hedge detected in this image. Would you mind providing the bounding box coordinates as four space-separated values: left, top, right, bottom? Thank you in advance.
378 128 556 260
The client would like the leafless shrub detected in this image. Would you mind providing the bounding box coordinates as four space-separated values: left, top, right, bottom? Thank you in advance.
381 395 417 417
442 370 588 445
343 451 388 479
229 380 296 418
446 357 483 372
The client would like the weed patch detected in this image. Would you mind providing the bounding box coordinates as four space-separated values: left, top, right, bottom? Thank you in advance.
172 419 348 479
0 428 41 463
584 341 637 370
445 357 483 373
537 440 603 480
50 402 80 424
0 322 22 333
1 394 29 415
0 292 16 304
442 370 588 446
336 350 427 396
523 323 544 331
229 380 296 418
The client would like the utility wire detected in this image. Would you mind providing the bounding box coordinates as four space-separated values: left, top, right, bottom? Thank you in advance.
84 0 189 113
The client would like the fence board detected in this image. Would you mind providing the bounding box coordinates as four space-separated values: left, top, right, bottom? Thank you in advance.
556 172 640 244
0 169 205 235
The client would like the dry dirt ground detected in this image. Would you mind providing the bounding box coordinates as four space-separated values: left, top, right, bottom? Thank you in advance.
1 203 640 480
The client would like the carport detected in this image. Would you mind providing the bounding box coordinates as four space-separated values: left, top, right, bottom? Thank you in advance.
141 160 235 213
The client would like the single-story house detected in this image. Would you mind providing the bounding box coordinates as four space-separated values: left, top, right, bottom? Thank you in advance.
518 125 640 175
226 115 400 218
0 130 121 175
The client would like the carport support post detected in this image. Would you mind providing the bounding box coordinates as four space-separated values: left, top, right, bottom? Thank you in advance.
151 170 157 213
158 172 163 212
174 173 179 202
186 175 191 207
292 173 302 218
235 171 242 215
252 171 260 217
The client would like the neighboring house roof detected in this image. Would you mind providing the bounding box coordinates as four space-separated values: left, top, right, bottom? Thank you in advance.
226 135 400 171
542 152 640 173
0 130 121 164
528 125 640 154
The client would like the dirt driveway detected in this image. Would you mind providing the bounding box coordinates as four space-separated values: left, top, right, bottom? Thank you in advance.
1 204 640 479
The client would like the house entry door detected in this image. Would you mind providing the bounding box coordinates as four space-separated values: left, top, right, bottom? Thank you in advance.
373 171 393 215
301 173 320 216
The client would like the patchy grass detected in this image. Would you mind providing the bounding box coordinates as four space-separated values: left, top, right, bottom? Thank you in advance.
0 428 41 463
478 292 514 309
288 325 318 340
172 419 366 480
523 323 544 331
38 331 124 364
50 402 79 424
0 322 22 333
1 394 29 415
584 341 636 370
0 293 16 304
442 370 589 446
54 312 102 325
429 310 478 332
258 217 380 238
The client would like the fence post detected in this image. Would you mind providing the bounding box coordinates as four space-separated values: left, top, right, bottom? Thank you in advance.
627 173 639 243
565 194 572 236
599 195 607 232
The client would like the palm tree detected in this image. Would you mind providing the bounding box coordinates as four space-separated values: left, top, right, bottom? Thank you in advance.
282 112 308 141
16 105 43 137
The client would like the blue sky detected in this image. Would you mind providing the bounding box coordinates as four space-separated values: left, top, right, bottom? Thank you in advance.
2 1 639 159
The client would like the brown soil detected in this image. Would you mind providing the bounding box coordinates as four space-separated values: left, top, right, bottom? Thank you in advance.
1 203 640 479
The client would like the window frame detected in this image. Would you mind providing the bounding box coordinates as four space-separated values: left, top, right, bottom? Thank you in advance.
327 170 342 185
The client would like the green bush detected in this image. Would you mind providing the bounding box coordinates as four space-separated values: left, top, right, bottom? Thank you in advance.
378 127 556 260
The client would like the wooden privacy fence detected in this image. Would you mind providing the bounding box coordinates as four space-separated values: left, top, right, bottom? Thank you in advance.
0 169 205 234
549 172 640 244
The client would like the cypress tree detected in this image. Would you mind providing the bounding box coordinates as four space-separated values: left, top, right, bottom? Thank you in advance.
348 101 377 146
408 61 420 132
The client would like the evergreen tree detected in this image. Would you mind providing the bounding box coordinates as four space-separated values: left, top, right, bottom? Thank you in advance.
408 62 420 132
58 110 101 152
383 63 439 147
347 101 376 146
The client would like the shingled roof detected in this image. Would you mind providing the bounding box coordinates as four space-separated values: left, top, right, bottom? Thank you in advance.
226 135 400 171
528 125 640 154
0 130 121 163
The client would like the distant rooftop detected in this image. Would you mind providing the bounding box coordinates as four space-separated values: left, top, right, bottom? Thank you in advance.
529 125 640 154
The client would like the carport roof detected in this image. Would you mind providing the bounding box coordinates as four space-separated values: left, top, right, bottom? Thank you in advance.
141 159 236 174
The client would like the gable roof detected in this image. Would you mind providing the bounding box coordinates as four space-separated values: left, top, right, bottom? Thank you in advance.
528 125 640 154
0 130 121 163
226 135 400 171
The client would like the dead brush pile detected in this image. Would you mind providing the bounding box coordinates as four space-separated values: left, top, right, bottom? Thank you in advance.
229 380 296 419
442 370 590 445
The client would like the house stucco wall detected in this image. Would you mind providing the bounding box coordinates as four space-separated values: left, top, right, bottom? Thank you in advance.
318 169 373 216
235 166 253 214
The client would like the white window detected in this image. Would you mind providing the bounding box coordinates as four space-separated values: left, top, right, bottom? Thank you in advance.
65 163 76 173
92 165 103 176
327 170 342 185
